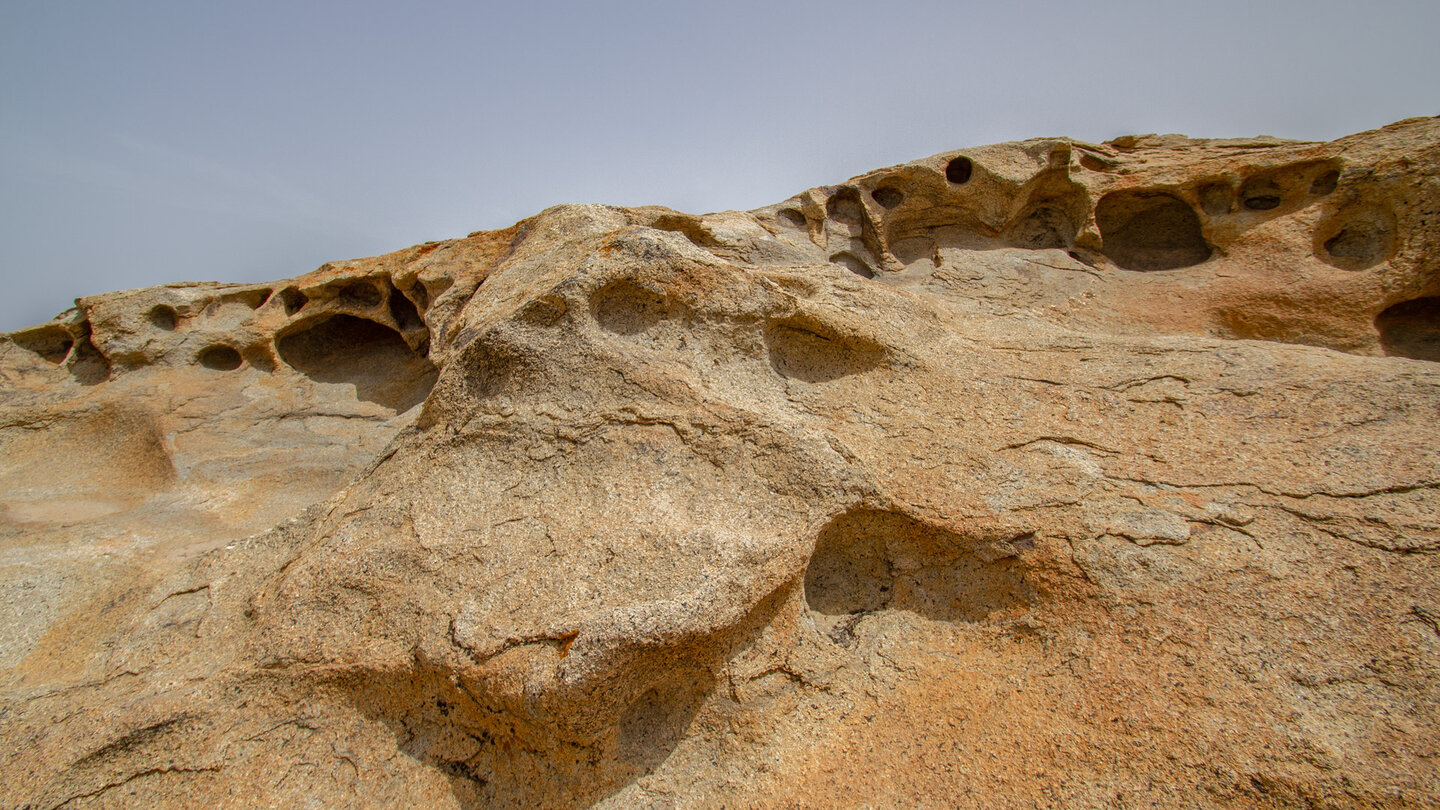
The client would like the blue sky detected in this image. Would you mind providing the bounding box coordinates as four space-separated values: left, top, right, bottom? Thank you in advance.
2 0 1437 330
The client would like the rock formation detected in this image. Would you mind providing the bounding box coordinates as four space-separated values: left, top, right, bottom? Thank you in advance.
2 117 1438 808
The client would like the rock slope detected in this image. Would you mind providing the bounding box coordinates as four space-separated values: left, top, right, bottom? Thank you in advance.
1 118 1438 808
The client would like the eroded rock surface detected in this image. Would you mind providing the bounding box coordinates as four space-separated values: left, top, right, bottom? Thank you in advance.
2 118 1439 808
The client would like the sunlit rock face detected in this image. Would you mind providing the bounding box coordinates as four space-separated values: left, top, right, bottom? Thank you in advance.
2 118 1439 809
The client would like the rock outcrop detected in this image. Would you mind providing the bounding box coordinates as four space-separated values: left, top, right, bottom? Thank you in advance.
2 118 1438 808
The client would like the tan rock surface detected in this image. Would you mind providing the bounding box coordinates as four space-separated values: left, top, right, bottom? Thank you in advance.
1 118 1438 808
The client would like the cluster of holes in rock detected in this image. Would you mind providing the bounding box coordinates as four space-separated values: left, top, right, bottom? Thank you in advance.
804 508 1030 646
589 280 885 383
816 155 1359 278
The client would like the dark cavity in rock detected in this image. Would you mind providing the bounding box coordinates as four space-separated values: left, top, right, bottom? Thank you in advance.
1377 298 1440 362
389 288 426 332
277 314 437 412
280 288 308 315
945 156 974 185
148 305 179 331
871 187 904 209
339 282 383 308
764 316 884 383
13 326 74 365
830 252 875 279
1097 191 1212 271
198 345 243 371
826 188 865 226
804 508 1031 628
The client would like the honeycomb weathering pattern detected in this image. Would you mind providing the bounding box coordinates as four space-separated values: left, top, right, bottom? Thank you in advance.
1 118 1439 808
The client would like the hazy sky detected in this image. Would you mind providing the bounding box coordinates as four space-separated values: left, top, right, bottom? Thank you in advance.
2 0 1437 330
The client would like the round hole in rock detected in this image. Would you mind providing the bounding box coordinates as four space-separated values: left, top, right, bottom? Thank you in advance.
1316 205 1395 270
830 252 875 279
198 345 243 371
803 508 1031 628
945 156 974 184
388 288 425 332
1326 227 1384 262
1096 190 1212 271
1243 195 1282 211
280 288 308 315
12 326 74 365
148 305 178 331
591 280 680 336
1310 170 1340 196
764 316 884 383
277 314 437 412
1003 205 1076 250
1197 183 1233 216
825 188 864 226
871 187 904 209
777 208 808 229
339 282 383 308
1377 298 1440 362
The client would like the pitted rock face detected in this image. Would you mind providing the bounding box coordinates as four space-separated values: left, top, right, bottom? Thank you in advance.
2 118 1440 809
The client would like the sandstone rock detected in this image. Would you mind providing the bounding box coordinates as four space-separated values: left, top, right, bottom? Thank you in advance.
2 118 1439 808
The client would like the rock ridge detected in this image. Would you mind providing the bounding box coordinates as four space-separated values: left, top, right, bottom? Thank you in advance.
1 117 1438 808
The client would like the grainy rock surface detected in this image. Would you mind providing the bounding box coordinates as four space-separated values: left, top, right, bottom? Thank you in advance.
2 118 1439 808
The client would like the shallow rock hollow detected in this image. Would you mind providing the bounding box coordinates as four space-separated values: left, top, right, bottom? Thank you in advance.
1 117 1439 808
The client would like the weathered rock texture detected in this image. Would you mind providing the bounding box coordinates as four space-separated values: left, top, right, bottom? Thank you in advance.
2 118 1439 808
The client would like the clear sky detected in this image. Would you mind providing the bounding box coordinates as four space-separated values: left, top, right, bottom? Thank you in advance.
2 0 1437 330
